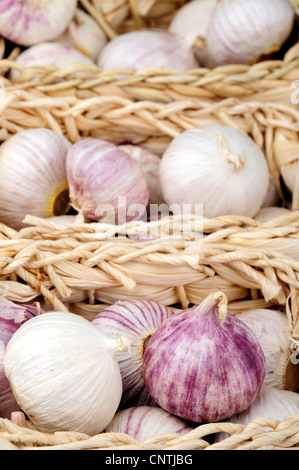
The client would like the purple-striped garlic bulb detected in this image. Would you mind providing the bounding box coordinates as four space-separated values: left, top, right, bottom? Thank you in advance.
0 128 71 230
143 291 266 423
118 144 164 206
0 297 43 419
66 139 149 225
168 0 218 68
10 42 94 82
105 406 193 441
92 300 174 409
207 0 295 65
55 9 107 62
97 29 199 72
0 0 77 47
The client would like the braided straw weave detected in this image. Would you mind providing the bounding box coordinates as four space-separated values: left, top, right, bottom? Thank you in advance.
0 0 299 450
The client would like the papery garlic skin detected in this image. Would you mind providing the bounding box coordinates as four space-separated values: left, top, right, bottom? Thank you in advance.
0 0 78 47
119 144 164 206
92 300 173 409
55 9 107 61
10 42 94 81
0 299 42 419
207 0 295 65
236 309 294 390
160 125 270 219
97 29 199 72
215 384 299 442
261 175 280 209
0 129 71 230
105 406 193 441
169 0 218 68
254 206 292 223
143 292 266 423
66 139 149 224
4 311 128 435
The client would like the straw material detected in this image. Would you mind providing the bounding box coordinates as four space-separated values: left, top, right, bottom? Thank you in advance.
0 0 299 450
0 413 298 450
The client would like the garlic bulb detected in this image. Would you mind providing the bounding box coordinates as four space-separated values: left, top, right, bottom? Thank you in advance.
0 128 71 230
97 29 199 72
160 125 270 219
105 406 193 441
55 9 107 61
10 42 94 82
92 300 173 409
207 0 295 65
4 311 131 435
0 298 42 419
168 0 218 68
66 138 149 224
236 309 298 391
0 0 77 47
215 384 299 442
254 206 292 223
118 144 164 206
143 292 266 423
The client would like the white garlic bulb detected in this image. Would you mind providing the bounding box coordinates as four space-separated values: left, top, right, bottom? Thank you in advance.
168 0 218 68
215 384 299 442
10 42 94 82
0 0 78 47
4 311 131 435
97 29 199 72
66 138 149 224
160 125 270 219
207 0 295 65
55 9 108 61
118 144 164 206
236 309 297 390
105 406 193 441
0 129 71 230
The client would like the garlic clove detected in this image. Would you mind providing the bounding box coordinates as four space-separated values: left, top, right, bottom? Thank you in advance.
3 311 131 435
92 299 174 409
10 42 95 82
0 129 71 230
143 291 266 423
105 406 193 441
55 9 108 62
168 0 218 68
97 29 199 72
66 138 149 224
0 0 78 47
254 206 292 224
160 125 270 219
206 0 295 66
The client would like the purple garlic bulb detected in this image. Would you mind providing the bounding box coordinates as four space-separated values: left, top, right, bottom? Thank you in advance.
142 291 266 423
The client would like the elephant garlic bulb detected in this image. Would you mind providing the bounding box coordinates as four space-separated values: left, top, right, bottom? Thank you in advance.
169 0 218 68
66 138 149 224
92 300 174 409
143 292 266 423
56 9 108 61
207 0 295 65
105 406 193 441
0 0 77 47
97 29 199 72
0 128 71 230
4 311 131 435
160 125 270 219
10 42 94 82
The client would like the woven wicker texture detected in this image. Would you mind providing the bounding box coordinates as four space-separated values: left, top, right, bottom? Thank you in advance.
0 0 298 450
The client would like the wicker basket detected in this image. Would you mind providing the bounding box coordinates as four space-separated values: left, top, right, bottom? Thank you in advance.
0 0 298 450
